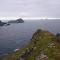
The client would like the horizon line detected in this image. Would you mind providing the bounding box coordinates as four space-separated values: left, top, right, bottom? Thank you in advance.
0 17 60 21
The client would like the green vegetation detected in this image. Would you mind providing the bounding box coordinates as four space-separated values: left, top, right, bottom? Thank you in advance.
0 29 60 60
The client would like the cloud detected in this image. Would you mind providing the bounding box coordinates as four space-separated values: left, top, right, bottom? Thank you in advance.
0 0 60 18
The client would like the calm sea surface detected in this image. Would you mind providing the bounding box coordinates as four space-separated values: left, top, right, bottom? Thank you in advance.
0 20 60 55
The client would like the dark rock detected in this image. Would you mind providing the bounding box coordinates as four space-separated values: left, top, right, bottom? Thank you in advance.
19 47 34 59
6 23 10 25
0 20 6 26
8 18 24 23
16 18 24 23
4 23 10 26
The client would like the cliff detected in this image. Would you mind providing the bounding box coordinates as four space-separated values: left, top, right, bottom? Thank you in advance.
1 29 60 60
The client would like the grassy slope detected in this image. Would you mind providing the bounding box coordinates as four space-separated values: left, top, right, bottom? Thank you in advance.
1 29 60 60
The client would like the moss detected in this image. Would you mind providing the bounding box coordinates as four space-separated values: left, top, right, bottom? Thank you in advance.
1 29 60 60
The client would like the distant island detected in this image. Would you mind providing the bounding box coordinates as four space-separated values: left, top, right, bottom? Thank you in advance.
0 20 7 26
1 29 60 60
0 18 24 26
8 18 24 23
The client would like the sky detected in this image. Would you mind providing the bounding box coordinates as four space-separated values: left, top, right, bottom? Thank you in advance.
0 0 60 20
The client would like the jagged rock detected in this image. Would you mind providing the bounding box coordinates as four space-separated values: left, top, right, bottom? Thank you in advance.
35 52 48 60
18 47 34 60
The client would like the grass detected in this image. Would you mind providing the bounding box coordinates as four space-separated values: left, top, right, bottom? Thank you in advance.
0 29 60 60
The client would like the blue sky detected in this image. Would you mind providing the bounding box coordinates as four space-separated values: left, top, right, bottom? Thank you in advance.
0 0 60 19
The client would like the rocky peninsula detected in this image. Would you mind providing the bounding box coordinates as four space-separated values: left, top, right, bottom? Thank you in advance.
0 29 60 60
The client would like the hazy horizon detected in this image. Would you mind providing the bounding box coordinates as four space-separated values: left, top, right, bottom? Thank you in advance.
0 17 60 21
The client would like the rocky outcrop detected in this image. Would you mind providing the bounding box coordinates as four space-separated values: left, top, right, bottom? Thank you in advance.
0 18 24 26
8 18 24 23
1 29 60 60
0 20 6 26
17 47 34 60
0 20 10 26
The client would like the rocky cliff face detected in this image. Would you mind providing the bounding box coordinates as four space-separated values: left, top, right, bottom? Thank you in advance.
1 29 60 60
